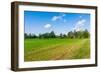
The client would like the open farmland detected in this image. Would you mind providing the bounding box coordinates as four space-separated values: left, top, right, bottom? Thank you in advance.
24 38 90 61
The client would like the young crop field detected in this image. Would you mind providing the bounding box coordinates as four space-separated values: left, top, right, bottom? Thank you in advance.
24 38 90 61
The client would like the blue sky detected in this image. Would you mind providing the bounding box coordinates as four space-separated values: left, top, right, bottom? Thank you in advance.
24 11 90 35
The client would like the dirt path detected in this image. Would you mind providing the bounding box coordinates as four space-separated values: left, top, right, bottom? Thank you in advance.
52 50 68 60
51 39 88 60
51 46 74 60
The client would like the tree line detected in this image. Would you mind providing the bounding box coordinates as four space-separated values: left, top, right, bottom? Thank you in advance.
24 29 90 39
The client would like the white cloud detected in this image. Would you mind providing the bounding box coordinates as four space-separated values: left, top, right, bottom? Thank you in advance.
51 16 60 21
73 19 86 31
44 24 51 29
51 13 66 21
79 16 82 18
77 19 86 26
62 14 66 17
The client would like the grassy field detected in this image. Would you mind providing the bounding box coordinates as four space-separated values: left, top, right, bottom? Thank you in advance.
24 38 90 61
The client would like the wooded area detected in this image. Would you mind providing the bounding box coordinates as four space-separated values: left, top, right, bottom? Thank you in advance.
24 29 90 39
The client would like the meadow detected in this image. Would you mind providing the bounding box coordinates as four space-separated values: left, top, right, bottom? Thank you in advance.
24 38 90 61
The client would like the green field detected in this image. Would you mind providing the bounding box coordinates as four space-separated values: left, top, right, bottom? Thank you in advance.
24 38 90 61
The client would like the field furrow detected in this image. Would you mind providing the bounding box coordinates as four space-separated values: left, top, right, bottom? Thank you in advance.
24 38 90 61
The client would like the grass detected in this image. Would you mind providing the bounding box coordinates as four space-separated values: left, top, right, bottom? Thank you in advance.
24 38 90 61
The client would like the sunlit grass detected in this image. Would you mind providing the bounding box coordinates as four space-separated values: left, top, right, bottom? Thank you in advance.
24 38 90 61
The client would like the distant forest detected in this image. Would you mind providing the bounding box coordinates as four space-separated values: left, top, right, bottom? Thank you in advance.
24 29 90 39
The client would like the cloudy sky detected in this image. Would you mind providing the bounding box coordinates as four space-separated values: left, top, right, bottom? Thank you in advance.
24 11 90 35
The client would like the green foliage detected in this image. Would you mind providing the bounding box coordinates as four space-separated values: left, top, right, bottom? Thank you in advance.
50 31 56 38
67 29 90 39
24 33 38 38
24 29 90 39
67 31 74 38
